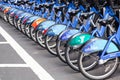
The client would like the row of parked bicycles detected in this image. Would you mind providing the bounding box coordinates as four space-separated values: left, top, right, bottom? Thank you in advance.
0 0 120 79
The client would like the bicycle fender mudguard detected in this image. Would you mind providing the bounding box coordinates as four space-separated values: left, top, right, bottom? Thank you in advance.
9 11 15 17
3 7 10 14
59 29 79 41
23 13 32 18
0 4 3 8
26 16 39 24
2 6 8 11
31 18 46 29
18 13 28 19
36 20 55 31
15 11 24 16
68 33 91 47
10 10 19 17
22 17 28 24
46 24 67 36
21 14 33 24
7 8 16 14
15 12 25 20
81 38 119 54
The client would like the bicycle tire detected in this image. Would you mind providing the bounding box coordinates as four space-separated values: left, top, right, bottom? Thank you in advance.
78 51 119 80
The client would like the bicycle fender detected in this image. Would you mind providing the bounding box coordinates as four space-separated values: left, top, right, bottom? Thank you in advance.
31 18 46 29
9 9 18 17
18 13 28 19
36 20 55 31
68 33 91 47
46 24 67 36
4 7 10 14
21 14 33 24
59 29 79 41
81 38 119 54
26 16 39 24
7 8 17 14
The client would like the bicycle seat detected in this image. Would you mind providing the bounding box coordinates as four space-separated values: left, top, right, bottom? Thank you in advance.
25 1 29 4
39 4 44 8
98 17 114 26
54 4 66 10
44 2 54 8
17 1 21 3
68 9 80 16
113 6 120 10
27 1 34 6
20 1 25 5
16 3 21 6
14 1 21 5
81 12 94 19
10 1 14 4
13 3 17 5
34 5 40 11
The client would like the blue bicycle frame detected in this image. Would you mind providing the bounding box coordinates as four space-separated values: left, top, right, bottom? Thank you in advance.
35 2 76 33
58 6 99 41
81 8 120 62
67 6 116 48
44 5 83 36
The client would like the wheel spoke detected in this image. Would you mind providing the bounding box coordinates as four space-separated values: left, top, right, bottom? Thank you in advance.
78 51 118 80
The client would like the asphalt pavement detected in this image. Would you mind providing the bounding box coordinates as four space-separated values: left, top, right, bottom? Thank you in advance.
0 18 119 80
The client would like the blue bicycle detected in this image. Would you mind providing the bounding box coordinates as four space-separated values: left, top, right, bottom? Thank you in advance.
78 0 120 79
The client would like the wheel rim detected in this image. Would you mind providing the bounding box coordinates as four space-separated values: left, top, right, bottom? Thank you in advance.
9 15 13 25
25 24 31 37
13 18 17 28
31 27 36 41
17 19 21 31
66 47 80 71
79 52 118 80
4 14 8 21
46 36 57 55
37 30 45 48
57 40 67 63
21 23 25 34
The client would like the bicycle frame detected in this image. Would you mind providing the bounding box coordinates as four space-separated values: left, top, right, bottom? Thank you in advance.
67 6 115 47
30 1 66 30
44 10 80 36
37 3 77 35
58 6 99 41
81 11 120 63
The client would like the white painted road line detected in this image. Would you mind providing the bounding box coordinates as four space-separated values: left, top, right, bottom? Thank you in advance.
0 27 55 80
0 64 29 67
0 42 9 44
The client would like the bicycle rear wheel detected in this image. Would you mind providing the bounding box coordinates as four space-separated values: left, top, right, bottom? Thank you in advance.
30 26 37 42
78 51 119 80
8 13 14 25
17 19 22 31
65 46 80 71
3 13 8 22
21 22 26 34
45 35 57 56
36 30 46 48
25 24 31 38
56 40 67 63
